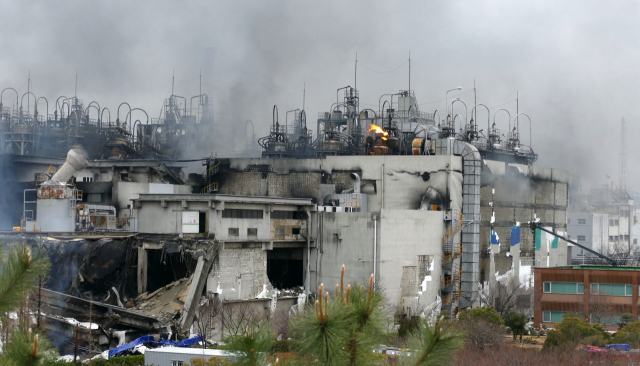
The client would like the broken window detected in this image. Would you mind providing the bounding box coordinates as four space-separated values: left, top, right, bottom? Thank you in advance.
146 249 195 293
271 210 305 220
247 228 257 237
229 228 239 236
292 227 301 235
222 209 263 219
417 255 432 280
267 248 304 289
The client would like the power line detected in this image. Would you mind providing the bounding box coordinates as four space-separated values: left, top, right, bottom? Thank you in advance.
358 60 409 74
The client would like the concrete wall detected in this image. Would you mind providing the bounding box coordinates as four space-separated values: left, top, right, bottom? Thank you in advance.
480 160 568 281
208 243 268 300
221 155 461 213
311 209 445 312
379 209 444 314
114 182 191 218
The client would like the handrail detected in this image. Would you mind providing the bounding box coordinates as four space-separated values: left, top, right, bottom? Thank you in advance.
206 162 220 175
442 210 464 245
200 182 219 194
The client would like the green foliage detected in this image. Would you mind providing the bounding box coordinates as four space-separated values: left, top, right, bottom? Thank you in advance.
397 317 419 338
458 307 503 326
618 313 634 330
613 321 640 347
0 246 54 366
542 313 612 350
406 317 465 366
290 267 387 366
185 356 233 366
224 320 273 366
271 339 291 353
503 312 527 340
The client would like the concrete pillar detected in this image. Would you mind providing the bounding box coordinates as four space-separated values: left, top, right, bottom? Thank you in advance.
137 247 148 294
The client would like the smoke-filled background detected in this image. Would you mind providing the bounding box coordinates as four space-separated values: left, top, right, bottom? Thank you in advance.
0 0 638 191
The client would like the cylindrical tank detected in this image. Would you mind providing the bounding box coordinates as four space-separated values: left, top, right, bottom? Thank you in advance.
412 138 425 155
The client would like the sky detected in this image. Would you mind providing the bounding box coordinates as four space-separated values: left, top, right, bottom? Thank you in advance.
1 0 639 190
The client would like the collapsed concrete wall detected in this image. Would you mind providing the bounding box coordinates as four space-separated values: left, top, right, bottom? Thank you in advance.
480 161 569 281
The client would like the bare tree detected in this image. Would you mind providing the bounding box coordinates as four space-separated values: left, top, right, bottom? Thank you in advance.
191 292 222 348
480 271 533 318
219 302 268 339
585 292 617 326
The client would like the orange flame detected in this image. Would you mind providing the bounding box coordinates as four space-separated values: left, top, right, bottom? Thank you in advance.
368 124 388 141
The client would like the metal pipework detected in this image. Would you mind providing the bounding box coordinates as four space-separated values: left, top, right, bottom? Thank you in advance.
101 108 111 128
85 101 100 127
350 172 361 194
450 98 467 126
54 96 68 120
189 94 208 118
1 88 19 114
272 105 278 127
245 120 255 144
124 108 149 134
36 97 49 123
61 101 71 120
117 102 132 128
170 95 187 117
445 87 462 117
471 104 490 134
50 149 89 183
494 108 511 133
20 92 37 118
514 113 533 150
433 110 441 125
453 114 463 134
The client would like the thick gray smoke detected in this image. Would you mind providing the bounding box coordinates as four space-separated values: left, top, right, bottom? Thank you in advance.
0 0 638 189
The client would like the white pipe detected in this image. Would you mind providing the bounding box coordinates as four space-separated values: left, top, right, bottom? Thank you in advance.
50 149 88 183
305 212 311 294
373 215 377 284
381 164 385 210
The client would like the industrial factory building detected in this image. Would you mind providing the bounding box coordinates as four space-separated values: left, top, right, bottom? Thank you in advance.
0 80 570 356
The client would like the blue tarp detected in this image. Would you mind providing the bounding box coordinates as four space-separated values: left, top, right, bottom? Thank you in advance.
108 335 155 358
606 344 630 351
153 335 204 347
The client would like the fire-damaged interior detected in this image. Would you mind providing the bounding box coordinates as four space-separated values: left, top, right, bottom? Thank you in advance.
267 248 304 289
145 249 196 293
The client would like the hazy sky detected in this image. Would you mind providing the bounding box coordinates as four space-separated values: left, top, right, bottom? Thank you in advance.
1 0 639 190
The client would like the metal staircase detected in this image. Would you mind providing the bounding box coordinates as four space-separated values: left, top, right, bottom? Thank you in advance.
201 158 219 194
441 209 464 309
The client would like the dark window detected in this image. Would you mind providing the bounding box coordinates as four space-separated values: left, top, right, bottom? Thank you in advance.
271 210 305 220
248 228 258 237
577 235 586 241
292 227 301 235
87 193 102 203
275 227 285 236
120 173 128 180
616 220 620 225
199 212 206 233
610 219 615 226
578 219 586 225
229 228 239 236
222 209 263 219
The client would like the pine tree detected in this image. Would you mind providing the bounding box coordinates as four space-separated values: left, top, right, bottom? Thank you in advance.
0 244 53 365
